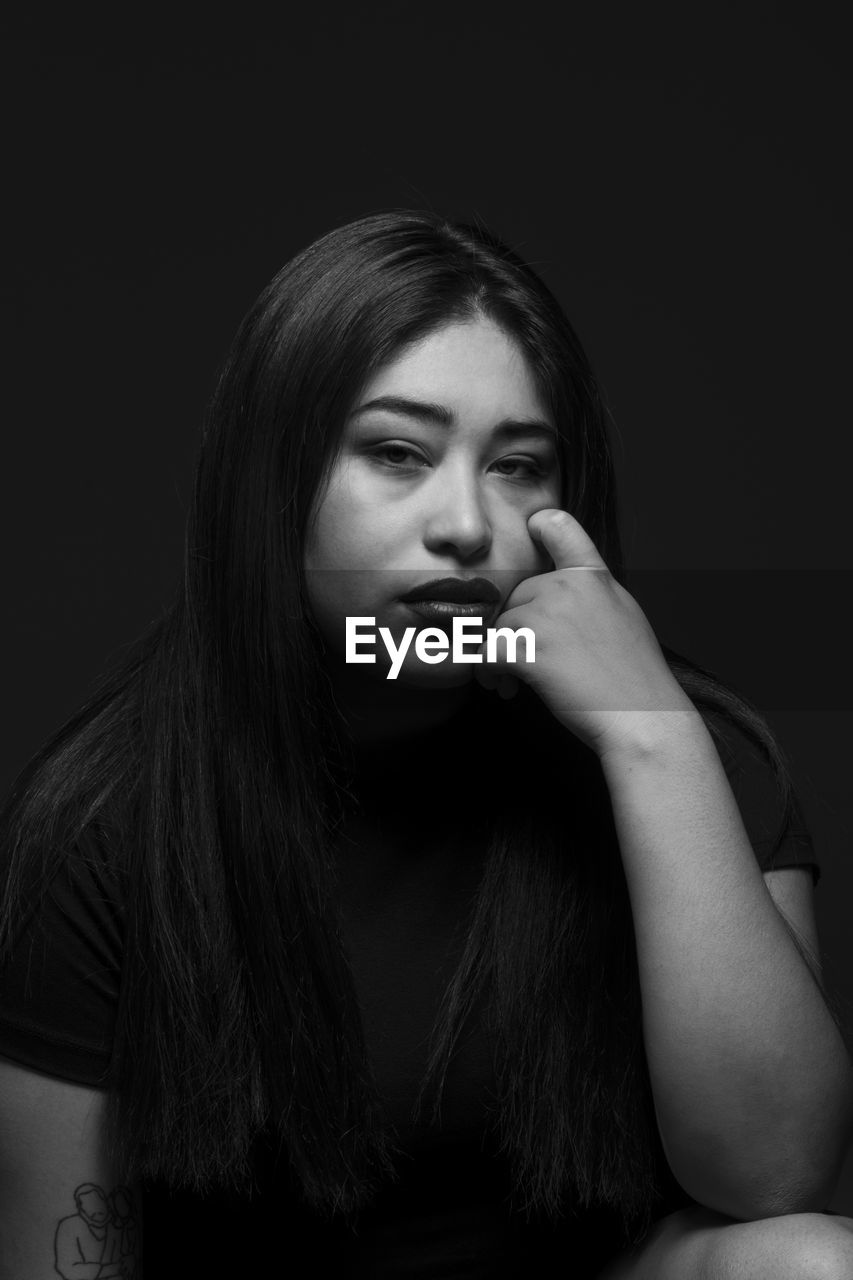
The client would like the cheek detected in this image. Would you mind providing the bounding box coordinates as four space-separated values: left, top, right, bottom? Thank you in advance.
304 490 391 653
306 470 399 573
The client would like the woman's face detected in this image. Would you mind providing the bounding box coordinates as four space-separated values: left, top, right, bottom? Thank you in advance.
304 315 563 687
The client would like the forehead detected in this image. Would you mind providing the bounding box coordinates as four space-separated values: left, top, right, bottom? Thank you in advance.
355 318 550 421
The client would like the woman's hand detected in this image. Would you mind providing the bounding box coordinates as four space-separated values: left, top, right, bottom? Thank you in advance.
475 508 695 758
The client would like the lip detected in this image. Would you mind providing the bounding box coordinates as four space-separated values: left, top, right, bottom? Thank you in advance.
398 577 502 606
403 599 496 623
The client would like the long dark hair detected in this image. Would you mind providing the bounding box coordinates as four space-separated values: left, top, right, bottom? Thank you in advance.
0 210 800 1234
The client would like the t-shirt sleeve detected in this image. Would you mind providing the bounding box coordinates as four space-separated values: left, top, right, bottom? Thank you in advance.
0 828 124 1087
705 712 820 884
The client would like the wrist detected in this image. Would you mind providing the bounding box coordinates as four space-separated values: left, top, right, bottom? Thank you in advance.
595 701 709 771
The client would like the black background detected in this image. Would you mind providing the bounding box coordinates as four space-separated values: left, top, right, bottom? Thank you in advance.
3 6 851 1210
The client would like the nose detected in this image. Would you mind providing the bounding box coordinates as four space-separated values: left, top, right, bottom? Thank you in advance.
421 465 492 561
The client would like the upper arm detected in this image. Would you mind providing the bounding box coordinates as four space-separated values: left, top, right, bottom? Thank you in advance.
763 865 822 979
0 1056 142 1279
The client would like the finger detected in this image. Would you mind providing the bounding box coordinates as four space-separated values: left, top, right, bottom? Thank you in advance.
475 625 535 687
497 581 538 612
528 508 608 571
481 599 549 636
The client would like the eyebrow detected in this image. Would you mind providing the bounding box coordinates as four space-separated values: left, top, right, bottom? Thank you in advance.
350 395 556 442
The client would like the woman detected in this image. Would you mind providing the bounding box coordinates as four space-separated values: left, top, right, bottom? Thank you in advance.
0 209 851 1279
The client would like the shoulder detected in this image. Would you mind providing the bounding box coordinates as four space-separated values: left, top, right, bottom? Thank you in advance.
0 820 125 1090
3 819 127 952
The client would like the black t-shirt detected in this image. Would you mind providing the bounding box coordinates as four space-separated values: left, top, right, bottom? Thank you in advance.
0 698 819 1277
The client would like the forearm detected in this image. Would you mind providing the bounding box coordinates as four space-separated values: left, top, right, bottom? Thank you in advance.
600 709 853 1218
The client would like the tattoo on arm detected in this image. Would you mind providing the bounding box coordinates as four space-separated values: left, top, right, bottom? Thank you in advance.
54 1183 139 1279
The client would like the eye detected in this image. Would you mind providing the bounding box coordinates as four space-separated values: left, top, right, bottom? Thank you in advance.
491 456 549 481
368 443 428 470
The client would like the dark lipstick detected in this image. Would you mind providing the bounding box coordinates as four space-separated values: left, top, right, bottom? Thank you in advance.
398 577 501 622
398 577 501 605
